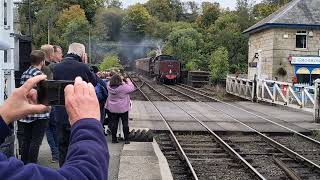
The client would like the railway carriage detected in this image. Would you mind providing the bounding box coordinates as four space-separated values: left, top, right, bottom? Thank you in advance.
135 55 181 84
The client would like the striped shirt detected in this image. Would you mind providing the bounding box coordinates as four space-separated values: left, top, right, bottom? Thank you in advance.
19 66 50 123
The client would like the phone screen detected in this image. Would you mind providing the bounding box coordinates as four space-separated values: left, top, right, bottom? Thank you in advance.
37 80 74 106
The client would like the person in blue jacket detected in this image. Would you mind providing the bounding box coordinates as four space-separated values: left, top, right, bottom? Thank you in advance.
0 75 109 180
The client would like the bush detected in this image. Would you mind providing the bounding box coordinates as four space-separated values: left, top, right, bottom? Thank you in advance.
209 47 229 81
99 54 122 71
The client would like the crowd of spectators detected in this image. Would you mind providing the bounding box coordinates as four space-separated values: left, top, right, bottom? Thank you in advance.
0 41 135 179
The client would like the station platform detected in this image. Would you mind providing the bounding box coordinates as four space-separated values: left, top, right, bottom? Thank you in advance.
38 134 173 180
130 100 320 133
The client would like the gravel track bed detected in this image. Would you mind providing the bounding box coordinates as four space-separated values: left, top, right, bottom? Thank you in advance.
156 132 254 180
140 84 167 101
222 134 287 179
223 134 320 179
269 135 320 166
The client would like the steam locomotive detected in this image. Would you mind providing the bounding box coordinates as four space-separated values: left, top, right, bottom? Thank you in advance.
135 55 181 84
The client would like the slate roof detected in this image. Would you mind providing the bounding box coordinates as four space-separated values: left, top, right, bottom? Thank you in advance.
244 0 320 34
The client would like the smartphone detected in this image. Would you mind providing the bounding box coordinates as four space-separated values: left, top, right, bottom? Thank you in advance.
37 80 74 106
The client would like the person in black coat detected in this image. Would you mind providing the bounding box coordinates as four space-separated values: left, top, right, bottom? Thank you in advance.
53 43 97 167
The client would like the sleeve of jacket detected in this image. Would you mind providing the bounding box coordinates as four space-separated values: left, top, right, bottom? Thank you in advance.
122 81 135 94
0 119 109 180
85 66 97 86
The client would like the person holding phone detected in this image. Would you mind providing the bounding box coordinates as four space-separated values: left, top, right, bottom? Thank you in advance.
17 50 50 164
53 43 97 166
106 74 135 144
0 75 109 180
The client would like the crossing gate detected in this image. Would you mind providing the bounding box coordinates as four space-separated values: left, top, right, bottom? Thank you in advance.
226 75 316 114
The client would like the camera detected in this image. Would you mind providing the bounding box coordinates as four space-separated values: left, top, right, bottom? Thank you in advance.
37 80 74 106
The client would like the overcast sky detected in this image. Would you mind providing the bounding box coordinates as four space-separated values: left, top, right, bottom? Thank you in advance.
121 0 263 10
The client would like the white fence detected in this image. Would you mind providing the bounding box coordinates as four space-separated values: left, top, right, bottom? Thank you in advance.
226 75 316 113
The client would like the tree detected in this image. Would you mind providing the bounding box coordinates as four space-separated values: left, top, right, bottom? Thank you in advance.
57 5 87 29
205 12 248 73
182 1 199 22
62 18 90 47
93 7 125 41
185 61 198 71
253 0 293 20
236 0 255 31
122 4 152 38
165 28 204 69
106 0 122 8
145 0 176 21
210 47 229 81
99 54 122 71
196 2 220 28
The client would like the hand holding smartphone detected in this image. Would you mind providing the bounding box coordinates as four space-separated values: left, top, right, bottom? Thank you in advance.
37 80 74 106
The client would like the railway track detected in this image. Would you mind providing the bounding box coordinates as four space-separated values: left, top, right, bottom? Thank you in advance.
129 74 263 179
129 74 320 179
167 84 320 177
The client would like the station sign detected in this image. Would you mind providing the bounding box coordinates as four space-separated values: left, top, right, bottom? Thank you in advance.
290 56 320 65
249 62 257 67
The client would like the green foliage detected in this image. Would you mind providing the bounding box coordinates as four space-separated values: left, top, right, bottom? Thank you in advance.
62 18 90 46
18 0 290 77
185 61 198 71
93 7 125 41
197 2 220 28
253 0 293 20
210 47 229 81
122 4 152 37
106 0 122 8
145 0 176 21
57 5 87 29
205 12 248 73
147 50 157 57
99 54 122 71
165 28 204 68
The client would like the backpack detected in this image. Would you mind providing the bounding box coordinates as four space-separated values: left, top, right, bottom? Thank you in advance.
95 83 108 102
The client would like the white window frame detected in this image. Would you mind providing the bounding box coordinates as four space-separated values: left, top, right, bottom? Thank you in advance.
296 30 308 49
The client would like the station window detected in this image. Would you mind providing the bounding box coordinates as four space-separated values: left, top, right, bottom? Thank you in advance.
296 31 307 49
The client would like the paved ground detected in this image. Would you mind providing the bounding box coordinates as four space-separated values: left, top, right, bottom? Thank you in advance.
130 100 320 132
38 132 124 180
36 99 320 180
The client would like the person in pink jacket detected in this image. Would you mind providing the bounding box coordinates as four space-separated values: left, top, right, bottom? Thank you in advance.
105 74 135 144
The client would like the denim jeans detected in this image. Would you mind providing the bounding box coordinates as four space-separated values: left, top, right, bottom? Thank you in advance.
17 119 48 164
46 109 59 160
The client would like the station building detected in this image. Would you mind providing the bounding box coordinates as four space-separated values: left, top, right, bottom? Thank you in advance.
244 0 320 85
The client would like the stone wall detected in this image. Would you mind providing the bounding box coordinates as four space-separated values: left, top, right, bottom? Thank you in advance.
247 29 274 80
248 28 320 82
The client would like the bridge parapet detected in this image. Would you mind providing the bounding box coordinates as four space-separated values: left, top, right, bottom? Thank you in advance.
226 75 316 115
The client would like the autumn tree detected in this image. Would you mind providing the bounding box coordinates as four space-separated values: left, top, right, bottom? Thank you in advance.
57 5 87 29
